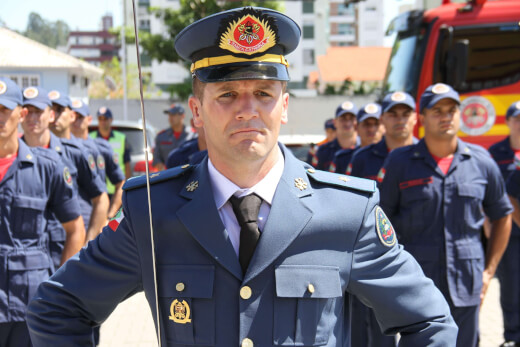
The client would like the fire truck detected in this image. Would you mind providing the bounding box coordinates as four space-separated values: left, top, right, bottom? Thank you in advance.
383 0 520 148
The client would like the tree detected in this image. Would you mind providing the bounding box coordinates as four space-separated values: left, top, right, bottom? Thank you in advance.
88 57 157 99
24 13 70 48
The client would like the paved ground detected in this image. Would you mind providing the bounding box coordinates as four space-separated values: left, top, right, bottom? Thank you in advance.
98 277 505 346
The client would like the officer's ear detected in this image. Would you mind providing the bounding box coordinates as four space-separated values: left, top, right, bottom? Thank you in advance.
189 95 203 128
86 115 93 125
281 90 289 125
47 107 55 123
19 106 28 122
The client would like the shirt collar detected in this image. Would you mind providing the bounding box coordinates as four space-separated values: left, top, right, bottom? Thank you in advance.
208 146 285 210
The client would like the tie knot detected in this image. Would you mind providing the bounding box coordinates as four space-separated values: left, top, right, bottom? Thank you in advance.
229 194 262 225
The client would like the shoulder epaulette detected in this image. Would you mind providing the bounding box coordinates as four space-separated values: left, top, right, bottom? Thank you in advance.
305 167 376 193
123 164 195 191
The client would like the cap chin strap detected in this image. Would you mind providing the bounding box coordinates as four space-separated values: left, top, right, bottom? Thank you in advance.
130 0 162 346
191 53 288 73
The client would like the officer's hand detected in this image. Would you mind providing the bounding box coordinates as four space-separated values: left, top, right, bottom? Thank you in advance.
480 269 493 307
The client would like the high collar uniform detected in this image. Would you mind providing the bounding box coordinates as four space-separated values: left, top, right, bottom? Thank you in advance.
27 144 457 346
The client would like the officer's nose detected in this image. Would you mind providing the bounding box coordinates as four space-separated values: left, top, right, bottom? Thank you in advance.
235 94 259 121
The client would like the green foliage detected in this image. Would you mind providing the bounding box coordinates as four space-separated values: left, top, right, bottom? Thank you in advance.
140 0 282 64
23 13 70 48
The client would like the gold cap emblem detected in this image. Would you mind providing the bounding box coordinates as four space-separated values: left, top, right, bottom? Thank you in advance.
48 90 60 100
219 9 277 55
169 299 191 324
432 83 450 94
364 103 379 114
0 81 7 95
391 91 406 102
23 87 38 99
341 101 354 110
71 99 83 108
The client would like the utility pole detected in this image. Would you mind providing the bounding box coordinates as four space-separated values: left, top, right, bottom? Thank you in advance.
121 0 128 120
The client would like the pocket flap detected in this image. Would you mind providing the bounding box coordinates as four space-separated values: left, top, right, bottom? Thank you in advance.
275 265 342 298
455 243 484 260
12 196 47 211
157 264 214 298
457 182 486 198
8 251 51 270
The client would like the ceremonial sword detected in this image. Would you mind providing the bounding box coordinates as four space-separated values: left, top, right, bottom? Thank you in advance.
130 0 162 345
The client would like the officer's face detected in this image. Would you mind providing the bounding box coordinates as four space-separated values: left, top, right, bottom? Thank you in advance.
420 99 460 140
381 105 417 140
506 116 520 138
0 105 24 140
325 128 336 141
334 113 357 137
357 118 383 146
71 113 90 136
22 105 54 136
51 105 74 133
190 79 288 166
168 113 184 128
98 116 112 132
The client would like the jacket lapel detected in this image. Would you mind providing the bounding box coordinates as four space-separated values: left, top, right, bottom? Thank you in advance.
176 158 243 281
244 145 314 283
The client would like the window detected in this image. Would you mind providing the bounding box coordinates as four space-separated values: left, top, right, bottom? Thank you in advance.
338 23 355 36
71 75 77 84
434 23 520 92
83 78 89 87
303 25 314 39
303 0 314 14
303 49 315 65
338 3 354 16
2 75 39 88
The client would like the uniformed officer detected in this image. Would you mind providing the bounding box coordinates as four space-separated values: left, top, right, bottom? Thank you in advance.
348 92 417 181
69 100 110 242
21 88 107 270
313 101 359 171
305 118 336 165
345 92 417 347
0 77 85 347
166 120 207 169
491 100 520 347
379 83 513 346
153 104 195 171
27 7 457 346
90 106 132 180
331 103 382 174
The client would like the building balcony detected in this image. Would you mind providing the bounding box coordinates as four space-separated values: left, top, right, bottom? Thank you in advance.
329 34 356 43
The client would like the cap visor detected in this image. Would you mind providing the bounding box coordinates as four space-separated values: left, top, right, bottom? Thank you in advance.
0 99 19 110
383 102 415 113
195 62 289 83
425 96 460 111
23 101 50 110
358 115 380 123
52 100 69 108
336 110 356 118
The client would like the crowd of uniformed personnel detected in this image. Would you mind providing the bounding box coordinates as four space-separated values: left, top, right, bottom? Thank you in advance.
3 57 520 347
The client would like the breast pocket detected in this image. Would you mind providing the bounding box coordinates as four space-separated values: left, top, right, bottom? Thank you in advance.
157 264 215 346
8 252 52 317
11 196 47 238
274 265 342 346
399 184 434 234
457 182 486 230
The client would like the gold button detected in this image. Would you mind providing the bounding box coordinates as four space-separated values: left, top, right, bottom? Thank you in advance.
181 164 190 169
240 286 252 300
308 284 315 294
242 338 254 347
307 168 315 173
176 283 185 292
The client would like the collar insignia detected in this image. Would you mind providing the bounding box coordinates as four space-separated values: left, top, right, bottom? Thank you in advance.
294 177 308 191
186 181 199 192
219 8 277 55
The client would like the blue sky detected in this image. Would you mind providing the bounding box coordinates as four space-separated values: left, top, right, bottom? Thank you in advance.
1 0 123 32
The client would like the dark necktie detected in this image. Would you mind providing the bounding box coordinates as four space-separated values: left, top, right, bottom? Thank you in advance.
229 194 263 274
